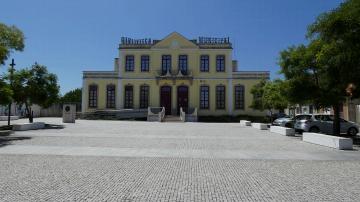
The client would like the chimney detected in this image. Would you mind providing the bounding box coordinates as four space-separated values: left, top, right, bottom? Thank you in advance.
114 58 119 71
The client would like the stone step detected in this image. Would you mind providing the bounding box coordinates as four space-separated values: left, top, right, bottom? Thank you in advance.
163 116 182 122
81 109 147 120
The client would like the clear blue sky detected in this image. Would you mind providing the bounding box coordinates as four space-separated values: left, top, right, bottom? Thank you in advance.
0 0 343 94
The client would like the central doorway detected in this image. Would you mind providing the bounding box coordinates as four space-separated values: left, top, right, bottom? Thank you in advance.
160 86 172 115
177 86 188 114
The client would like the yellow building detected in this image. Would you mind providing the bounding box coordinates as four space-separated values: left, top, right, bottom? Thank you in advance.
82 32 269 118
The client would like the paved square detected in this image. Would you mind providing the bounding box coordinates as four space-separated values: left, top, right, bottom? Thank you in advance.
1 118 360 201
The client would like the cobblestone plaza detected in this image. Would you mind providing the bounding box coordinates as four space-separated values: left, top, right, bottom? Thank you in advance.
1 118 360 201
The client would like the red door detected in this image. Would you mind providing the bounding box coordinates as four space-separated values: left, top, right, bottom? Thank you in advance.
160 86 172 115
177 86 188 114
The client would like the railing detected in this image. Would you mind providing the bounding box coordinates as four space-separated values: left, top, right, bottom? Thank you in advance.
156 69 192 77
147 107 165 122
160 107 165 121
180 107 186 122
186 108 198 122
179 107 198 122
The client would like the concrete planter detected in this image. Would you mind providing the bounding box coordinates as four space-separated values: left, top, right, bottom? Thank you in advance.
12 122 45 131
270 126 295 136
252 123 268 130
0 116 19 121
0 130 13 136
303 132 353 150
240 120 251 126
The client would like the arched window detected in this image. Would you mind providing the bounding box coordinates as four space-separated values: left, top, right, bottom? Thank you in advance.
106 85 116 108
234 85 245 110
140 85 149 108
88 85 98 108
124 85 133 109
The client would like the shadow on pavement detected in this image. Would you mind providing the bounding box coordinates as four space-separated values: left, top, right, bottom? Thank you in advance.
0 136 31 147
44 124 65 130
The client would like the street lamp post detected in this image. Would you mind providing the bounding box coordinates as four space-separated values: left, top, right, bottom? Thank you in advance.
7 59 15 126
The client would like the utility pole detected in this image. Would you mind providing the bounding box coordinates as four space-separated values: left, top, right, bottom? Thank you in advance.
7 59 15 126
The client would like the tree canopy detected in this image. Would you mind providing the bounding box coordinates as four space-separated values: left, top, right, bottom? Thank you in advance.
10 63 60 122
0 23 24 65
279 0 360 135
0 23 24 107
0 79 12 105
60 88 82 103
250 79 289 120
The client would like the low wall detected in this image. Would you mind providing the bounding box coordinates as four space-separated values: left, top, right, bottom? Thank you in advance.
0 116 19 121
252 123 268 130
12 122 45 131
240 120 251 126
303 132 353 150
270 126 295 136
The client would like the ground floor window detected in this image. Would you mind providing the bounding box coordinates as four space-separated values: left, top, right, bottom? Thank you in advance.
234 85 245 109
200 86 209 109
88 85 98 108
106 85 116 108
124 85 133 109
216 85 225 109
140 85 149 108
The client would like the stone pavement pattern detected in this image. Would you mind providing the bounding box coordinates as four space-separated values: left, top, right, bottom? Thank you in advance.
0 118 360 201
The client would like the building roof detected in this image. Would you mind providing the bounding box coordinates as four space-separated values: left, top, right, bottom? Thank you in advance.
119 32 232 49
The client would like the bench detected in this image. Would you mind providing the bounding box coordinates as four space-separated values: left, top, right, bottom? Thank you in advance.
240 120 251 126
252 123 268 130
12 122 45 131
270 126 295 136
302 132 353 150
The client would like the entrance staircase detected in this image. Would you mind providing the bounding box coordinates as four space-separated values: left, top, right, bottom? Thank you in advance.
163 115 182 122
147 107 198 122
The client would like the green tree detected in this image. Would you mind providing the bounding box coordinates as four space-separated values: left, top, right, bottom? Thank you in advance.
60 88 82 103
0 23 24 65
250 79 267 111
250 79 289 122
0 23 24 114
0 79 12 105
279 0 360 135
10 63 60 123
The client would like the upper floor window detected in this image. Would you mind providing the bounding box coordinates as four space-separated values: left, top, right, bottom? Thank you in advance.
124 85 133 109
125 55 134 71
140 85 149 108
88 85 98 108
178 55 188 75
216 85 225 109
200 86 209 109
162 55 171 74
234 85 245 110
106 85 116 108
141 55 150 72
200 55 209 72
216 55 225 72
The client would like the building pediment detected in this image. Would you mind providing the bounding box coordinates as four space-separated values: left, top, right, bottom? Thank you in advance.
151 32 199 49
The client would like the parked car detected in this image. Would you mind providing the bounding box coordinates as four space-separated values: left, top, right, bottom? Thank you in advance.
272 114 306 128
272 116 294 128
294 114 359 136
267 112 287 121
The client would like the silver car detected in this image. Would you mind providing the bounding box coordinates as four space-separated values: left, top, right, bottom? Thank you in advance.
294 114 359 136
272 116 295 128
